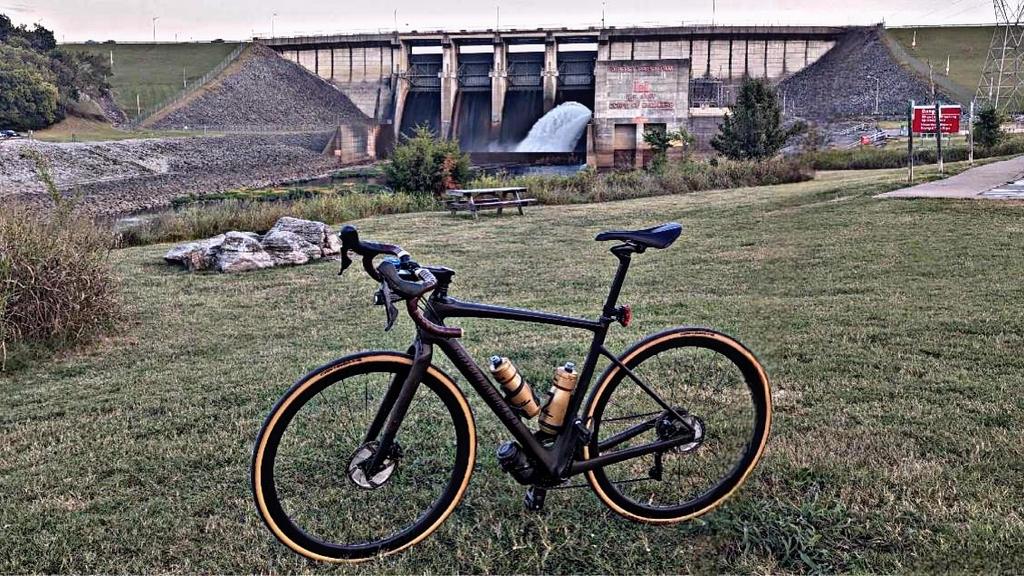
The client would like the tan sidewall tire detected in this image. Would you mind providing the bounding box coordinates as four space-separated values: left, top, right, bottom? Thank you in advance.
582 328 772 524
251 352 476 563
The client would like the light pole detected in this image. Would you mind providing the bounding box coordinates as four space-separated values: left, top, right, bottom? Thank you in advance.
152 16 159 42
867 74 880 115
271 12 278 37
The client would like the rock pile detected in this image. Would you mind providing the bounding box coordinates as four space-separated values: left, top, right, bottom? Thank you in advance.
146 44 370 131
164 217 342 273
779 27 955 121
0 132 339 217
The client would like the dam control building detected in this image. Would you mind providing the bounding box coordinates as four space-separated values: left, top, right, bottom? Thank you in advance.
261 25 845 167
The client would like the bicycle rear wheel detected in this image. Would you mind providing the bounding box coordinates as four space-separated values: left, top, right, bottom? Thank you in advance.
251 352 476 562
583 328 771 523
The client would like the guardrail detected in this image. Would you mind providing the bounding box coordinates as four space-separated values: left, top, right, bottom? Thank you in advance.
126 42 248 130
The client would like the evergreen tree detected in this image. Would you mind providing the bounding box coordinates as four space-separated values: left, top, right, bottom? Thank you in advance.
973 106 1003 149
711 78 804 160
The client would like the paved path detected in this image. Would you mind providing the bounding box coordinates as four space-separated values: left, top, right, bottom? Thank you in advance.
876 155 1024 200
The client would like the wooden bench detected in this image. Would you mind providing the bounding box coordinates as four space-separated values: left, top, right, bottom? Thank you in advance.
445 187 537 218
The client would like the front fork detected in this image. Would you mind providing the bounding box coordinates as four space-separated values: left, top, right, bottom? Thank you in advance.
361 339 432 474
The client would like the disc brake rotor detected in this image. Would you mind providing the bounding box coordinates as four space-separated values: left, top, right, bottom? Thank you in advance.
657 412 705 454
347 442 399 489
672 414 704 453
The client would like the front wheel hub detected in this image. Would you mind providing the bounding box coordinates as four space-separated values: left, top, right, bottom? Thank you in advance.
347 441 400 489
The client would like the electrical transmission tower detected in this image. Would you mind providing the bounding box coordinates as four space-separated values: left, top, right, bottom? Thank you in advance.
977 1 1024 113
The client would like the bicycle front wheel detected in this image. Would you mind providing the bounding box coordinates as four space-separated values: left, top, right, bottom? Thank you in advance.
583 328 771 524
251 352 476 562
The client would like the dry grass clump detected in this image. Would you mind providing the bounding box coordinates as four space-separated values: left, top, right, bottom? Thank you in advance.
469 157 814 205
0 203 121 370
116 192 437 247
807 136 1024 170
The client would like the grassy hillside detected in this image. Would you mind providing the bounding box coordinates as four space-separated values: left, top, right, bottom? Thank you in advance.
887 26 993 101
63 43 241 120
2 164 1022 572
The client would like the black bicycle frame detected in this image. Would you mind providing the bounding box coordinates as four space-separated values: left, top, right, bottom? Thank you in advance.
366 244 692 481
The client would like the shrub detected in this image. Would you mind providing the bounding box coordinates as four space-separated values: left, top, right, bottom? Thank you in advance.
711 78 805 160
384 126 471 196
0 203 120 370
643 127 695 172
974 106 1003 149
0 67 60 131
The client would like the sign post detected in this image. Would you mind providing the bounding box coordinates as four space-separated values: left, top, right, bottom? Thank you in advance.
908 100 915 183
910 104 961 176
968 100 975 165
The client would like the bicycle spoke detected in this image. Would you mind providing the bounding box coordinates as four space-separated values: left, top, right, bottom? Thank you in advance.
269 367 462 548
593 340 761 512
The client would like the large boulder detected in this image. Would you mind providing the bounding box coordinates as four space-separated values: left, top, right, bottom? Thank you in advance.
215 231 274 273
323 232 343 257
267 216 328 249
163 234 226 271
261 230 323 266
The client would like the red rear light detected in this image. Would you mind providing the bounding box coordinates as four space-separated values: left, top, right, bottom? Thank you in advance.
618 304 632 327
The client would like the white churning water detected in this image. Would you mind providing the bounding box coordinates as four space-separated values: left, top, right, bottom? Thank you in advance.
514 102 592 153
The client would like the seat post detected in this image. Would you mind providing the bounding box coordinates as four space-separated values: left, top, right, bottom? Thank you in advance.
602 244 636 317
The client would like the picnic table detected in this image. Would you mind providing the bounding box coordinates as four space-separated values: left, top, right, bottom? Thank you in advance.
444 187 537 218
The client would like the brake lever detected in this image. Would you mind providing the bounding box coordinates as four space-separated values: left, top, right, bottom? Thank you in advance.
374 281 400 332
338 250 353 276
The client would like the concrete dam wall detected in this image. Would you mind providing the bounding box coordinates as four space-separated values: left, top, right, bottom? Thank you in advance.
262 25 865 167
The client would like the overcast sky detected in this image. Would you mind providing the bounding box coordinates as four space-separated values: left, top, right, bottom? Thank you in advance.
0 0 996 43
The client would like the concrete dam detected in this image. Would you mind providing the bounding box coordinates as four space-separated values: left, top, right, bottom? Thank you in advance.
262 25 847 168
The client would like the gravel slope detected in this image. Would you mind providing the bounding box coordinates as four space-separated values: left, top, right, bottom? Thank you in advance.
0 133 338 216
779 27 956 121
146 44 370 130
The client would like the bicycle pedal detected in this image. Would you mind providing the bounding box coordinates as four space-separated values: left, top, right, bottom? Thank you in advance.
524 487 547 511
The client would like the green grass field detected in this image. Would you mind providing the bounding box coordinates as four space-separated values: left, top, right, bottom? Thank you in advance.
63 43 241 120
887 26 993 101
2 165 1023 572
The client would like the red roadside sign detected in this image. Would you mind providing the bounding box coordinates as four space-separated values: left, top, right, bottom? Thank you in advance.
912 105 961 134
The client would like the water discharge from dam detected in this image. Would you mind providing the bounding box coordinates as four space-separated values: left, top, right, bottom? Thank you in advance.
515 102 592 153
400 92 590 155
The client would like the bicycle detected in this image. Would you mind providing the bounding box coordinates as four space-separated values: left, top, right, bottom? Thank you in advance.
251 222 772 563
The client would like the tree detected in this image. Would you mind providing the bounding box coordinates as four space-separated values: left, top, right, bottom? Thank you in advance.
22 23 56 52
973 106 1003 149
384 126 471 196
711 77 805 160
0 15 112 130
0 13 13 43
642 126 695 171
0 68 60 130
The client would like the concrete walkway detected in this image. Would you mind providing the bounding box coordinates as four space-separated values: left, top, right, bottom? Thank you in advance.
876 155 1024 200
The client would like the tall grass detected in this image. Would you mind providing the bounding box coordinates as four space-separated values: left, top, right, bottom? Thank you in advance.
807 137 1024 170
117 192 438 247
0 203 121 371
468 157 814 205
